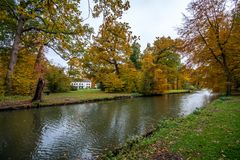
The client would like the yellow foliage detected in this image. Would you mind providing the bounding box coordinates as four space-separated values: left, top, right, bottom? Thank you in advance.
12 49 36 95
102 73 124 92
120 65 141 93
139 50 169 94
153 68 167 92
0 52 8 96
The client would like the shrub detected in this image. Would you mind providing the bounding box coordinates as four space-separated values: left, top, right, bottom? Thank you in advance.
45 66 70 93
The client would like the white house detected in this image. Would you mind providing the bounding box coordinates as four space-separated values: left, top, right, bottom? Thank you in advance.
71 79 92 89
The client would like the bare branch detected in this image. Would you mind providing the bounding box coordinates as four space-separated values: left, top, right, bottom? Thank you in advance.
45 44 70 61
197 29 224 68
22 27 75 35
82 0 92 21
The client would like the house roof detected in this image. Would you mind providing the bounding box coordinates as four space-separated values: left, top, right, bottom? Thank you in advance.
71 79 91 83
82 79 91 82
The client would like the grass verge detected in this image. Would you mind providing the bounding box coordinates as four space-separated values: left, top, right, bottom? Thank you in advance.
0 89 189 110
0 89 136 110
103 96 240 160
163 90 190 94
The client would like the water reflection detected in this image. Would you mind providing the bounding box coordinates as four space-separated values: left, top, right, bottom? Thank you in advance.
0 90 216 159
179 89 215 115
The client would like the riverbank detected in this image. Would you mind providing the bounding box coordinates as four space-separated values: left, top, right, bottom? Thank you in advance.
0 89 190 111
0 89 135 111
103 96 240 160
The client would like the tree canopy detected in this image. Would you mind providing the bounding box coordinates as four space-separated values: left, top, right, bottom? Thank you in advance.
179 0 240 95
0 0 131 96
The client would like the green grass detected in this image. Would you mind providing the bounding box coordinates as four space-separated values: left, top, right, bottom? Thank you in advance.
0 95 31 106
41 89 134 105
0 95 31 101
0 89 135 107
164 89 190 94
104 96 240 160
0 89 190 107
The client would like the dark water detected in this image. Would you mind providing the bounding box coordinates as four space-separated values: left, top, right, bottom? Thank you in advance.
0 90 216 159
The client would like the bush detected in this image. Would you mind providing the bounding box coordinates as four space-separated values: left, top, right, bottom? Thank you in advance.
102 73 124 92
45 66 70 93
120 67 141 93
70 86 78 91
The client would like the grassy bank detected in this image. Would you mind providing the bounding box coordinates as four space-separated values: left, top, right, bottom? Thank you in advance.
104 96 240 160
0 89 190 110
0 89 135 110
163 89 191 94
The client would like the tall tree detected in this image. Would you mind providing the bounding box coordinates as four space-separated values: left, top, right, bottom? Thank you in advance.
1 0 90 95
86 17 133 76
1 0 130 95
130 41 141 69
32 45 46 102
179 0 239 95
146 37 182 90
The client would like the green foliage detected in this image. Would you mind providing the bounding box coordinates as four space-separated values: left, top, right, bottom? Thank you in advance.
0 0 16 50
45 66 70 93
0 50 10 95
0 56 7 96
92 0 130 19
139 68 154 95
120 66 141 93
130 41 141 69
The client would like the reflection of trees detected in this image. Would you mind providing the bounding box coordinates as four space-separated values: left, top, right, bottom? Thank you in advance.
180 90 213 115
0 107 65 159
0 92 213 159
0 110 41 159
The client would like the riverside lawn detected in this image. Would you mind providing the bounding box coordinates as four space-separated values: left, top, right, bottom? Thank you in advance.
103 96 240 160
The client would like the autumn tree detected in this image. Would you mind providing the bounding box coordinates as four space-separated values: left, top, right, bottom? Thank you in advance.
179 0 239 95
31 45 48 101
67 57 84 81
140 44 164 94
45 65 70 93
152 37 182 90
89 17 132 75
139 51 167 95
228 2 240 91
83 15 134 92
138 36 183 94
130 41 141 69
1 0 91 95
1 0 130 97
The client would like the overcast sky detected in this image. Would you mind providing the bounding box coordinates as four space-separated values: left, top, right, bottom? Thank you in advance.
46 0 191 67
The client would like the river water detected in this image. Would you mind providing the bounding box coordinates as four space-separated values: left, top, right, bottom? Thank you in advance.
0 90 216 159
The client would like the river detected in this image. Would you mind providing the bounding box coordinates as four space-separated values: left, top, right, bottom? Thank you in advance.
0 90 217 159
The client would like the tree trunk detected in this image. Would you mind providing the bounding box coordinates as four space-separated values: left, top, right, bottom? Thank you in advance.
113 60 120 75
222 54 232 96
176 76 179 90
34 46 44 72
32 45 45 102
5 15 25 95
32 78 45 102
226 74 232 96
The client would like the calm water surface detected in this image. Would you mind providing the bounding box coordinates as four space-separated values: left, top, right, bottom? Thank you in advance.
0 90 216 159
